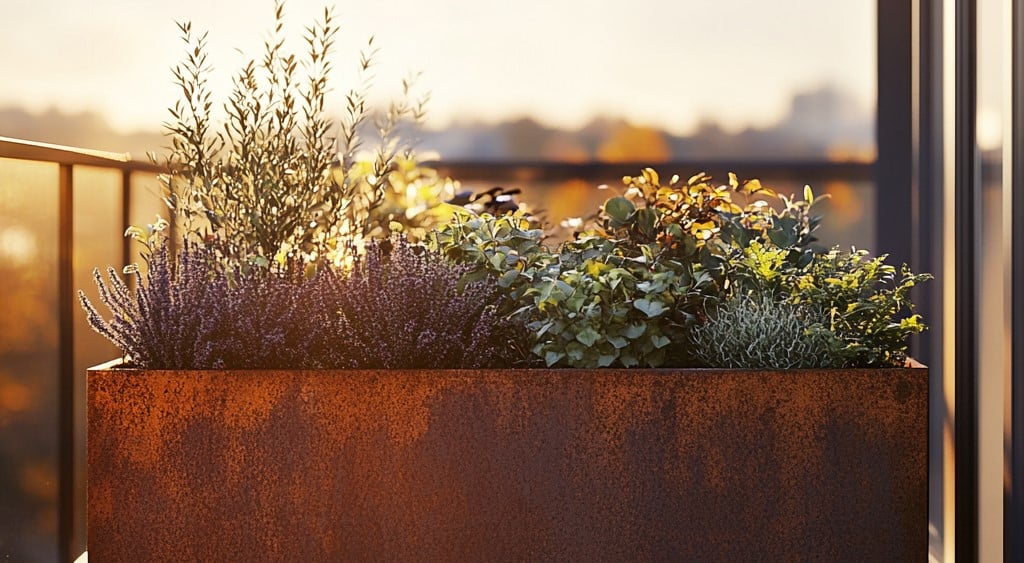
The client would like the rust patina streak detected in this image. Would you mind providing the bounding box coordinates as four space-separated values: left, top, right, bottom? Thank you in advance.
88 367 928 562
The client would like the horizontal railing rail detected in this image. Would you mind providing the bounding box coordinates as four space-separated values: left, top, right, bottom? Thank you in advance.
428 159 874 183
0 136 162 172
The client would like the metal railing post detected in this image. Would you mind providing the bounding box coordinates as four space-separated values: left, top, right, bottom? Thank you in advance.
121 169 132 268
58 163 74 563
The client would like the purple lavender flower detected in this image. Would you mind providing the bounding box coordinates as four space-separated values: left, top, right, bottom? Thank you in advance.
334 238 529 369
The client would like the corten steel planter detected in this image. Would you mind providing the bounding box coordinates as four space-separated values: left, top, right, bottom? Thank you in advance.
87 361 928 562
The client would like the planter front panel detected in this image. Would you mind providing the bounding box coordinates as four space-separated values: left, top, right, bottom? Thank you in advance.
88 367 927 562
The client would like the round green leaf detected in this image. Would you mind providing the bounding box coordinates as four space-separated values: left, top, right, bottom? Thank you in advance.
604 197 635 223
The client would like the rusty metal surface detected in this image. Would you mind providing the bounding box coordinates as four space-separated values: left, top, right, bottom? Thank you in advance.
88 367 928 562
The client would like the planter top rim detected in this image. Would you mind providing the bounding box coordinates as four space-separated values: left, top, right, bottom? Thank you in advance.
89 358 928 374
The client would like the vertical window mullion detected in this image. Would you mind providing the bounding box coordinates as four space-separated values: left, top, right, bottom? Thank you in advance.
954 0 980 560
1008 0 1024 559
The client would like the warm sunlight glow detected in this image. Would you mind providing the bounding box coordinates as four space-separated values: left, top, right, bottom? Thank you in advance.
0 227 38 266
1 0 876 141
977 108 1003 151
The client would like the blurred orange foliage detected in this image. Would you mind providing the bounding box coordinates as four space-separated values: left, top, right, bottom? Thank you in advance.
0 262 57 355
597 124 670 163
0 372 33 415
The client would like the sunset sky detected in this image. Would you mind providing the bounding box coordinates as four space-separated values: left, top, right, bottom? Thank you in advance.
1 0 876 136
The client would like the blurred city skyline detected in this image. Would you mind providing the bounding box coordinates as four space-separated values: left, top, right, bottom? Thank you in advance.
1 0 876 138
1 83 874 162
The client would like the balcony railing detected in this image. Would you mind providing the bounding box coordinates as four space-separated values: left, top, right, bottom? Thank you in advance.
0 136 163 562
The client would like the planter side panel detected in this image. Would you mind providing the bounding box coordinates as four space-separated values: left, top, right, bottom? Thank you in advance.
88 368 927 562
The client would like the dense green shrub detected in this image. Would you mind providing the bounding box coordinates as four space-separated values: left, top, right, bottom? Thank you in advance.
793 249 929 366
431 170 836 368
707 240 931 367
526 244 690 367
428 210 554 313
431 169 932 369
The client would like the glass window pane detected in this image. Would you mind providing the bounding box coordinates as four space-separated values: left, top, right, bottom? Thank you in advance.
975 0 1008 559
363 1 879 161
0 157 59 561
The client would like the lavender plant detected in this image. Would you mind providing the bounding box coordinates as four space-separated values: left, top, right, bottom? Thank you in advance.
335 238 532 369
196 261 345 369
79 241 344 369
